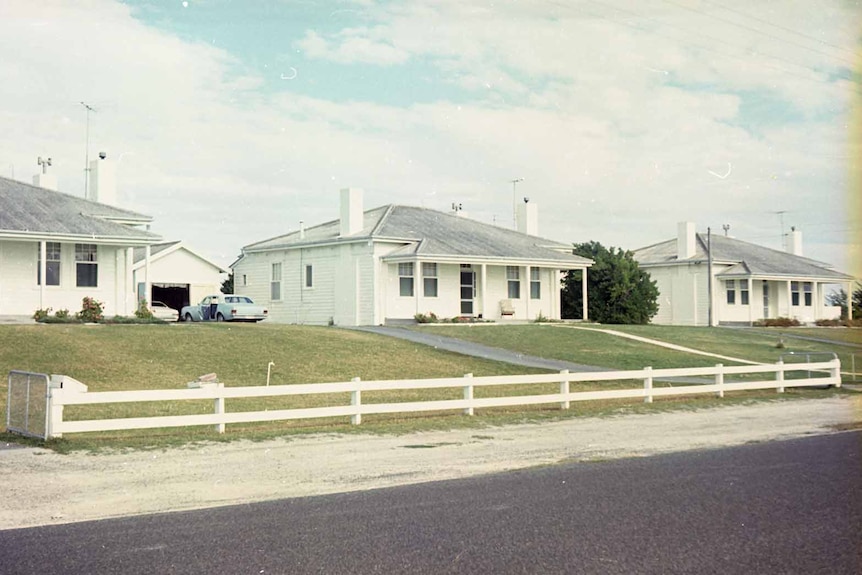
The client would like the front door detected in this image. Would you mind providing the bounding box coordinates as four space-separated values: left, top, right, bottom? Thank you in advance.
762 281 770 319
460 267 475 315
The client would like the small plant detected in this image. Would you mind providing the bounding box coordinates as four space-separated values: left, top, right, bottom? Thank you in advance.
775 337 785 349
753 317 801 327
414 312 439 324
76 297 104 323
54 309 70 319
533 311 559 323
134 300 154 320
33 307 52 321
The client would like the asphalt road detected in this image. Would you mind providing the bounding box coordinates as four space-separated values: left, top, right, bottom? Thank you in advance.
2 431 860 575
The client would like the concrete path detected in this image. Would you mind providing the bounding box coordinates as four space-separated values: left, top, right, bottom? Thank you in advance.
558 325 762 365
348 326 610 373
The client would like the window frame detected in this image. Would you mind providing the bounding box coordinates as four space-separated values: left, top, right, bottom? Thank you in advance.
74 243 98 288
726 279 736 305
398 262 415 297
422 262 438 298
270 262 282 301
530 267 541 300
305 264 314 289
37 242 62 286
507 266 521 300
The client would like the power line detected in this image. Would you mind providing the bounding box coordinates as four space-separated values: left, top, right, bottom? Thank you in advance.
703 0 859 63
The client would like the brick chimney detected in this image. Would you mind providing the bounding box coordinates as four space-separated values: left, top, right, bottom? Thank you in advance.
788 227 803 256
339 188 363 236
677 222 696 260
516 200 538 236
87 154 117 206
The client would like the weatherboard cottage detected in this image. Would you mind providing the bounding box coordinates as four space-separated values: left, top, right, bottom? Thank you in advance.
232 189 592 325
633 222 854 326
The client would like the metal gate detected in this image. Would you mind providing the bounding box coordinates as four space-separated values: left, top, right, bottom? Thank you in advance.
6 371 50 439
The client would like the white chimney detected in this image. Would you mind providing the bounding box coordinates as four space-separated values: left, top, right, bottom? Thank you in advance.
677 221 696 260
788 227 803 256
516 200 538 236
339 188 363 236
32 156 57 191
87 154 117 206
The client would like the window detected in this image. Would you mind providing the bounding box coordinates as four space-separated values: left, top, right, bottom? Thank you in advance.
726 280 736 305
398 262 414 297
241 274 247 287
507 266 521 299
803 282 812 306
37 242 61 286
75 244 98 287
422 262 438 297
271 262 282 301
305 264 314 288
530 267 541 299
740 282 749 305
791 281 800 306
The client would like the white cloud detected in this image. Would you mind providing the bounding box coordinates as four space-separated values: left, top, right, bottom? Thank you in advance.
0 0 858 276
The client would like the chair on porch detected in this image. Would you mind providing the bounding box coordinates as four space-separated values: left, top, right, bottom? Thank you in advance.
500 299 515 318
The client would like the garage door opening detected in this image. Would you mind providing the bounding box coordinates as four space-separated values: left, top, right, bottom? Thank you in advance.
139 283 190 314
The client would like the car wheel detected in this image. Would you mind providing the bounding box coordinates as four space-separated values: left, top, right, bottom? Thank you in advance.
184 313 193 322
216 313 225 322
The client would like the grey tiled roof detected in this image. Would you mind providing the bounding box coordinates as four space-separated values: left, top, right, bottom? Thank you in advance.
634 233 852 281
0 176 159 242
132 241 181 263
244 204 592 267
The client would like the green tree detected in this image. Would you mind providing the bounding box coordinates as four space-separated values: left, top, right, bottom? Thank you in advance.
826 282 862 320
561 241 658 324
221 273 234 294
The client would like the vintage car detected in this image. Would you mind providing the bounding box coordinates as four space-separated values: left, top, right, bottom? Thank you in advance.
149 301 178 322
180 295 268 323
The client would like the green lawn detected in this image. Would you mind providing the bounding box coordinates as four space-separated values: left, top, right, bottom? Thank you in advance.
0 322 851 451
411 323 861 370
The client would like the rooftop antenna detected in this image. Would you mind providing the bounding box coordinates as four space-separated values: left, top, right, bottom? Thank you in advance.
510 178 523 228
451 202 463 214
80 101 96 198
774 210 786 250
37 156 52 174
722 224 730 236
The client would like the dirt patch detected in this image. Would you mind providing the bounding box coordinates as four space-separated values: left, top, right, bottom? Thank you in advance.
1 395 860 530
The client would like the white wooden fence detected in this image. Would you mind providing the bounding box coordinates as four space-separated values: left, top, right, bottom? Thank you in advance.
44 359 842 438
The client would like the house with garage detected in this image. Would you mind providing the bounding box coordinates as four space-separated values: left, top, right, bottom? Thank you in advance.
232 188 592 325
132 241 229 313
633 222 854 326
0 160 162 319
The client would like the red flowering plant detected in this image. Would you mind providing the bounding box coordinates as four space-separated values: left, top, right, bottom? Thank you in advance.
76 297 104 323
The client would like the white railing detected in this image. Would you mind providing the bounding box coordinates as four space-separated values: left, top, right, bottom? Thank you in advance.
44 359 842 439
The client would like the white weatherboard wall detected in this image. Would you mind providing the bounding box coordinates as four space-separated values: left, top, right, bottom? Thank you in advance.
0 240 129 316
647 264 711 326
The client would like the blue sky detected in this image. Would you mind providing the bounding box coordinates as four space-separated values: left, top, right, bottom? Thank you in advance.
1 0 859 276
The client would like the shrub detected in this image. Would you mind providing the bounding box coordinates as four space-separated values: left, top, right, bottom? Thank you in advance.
134 300 154 319
54 309 70 319
753 317 801 327
76 297 104 323
33 308 52 321
414 312 439 324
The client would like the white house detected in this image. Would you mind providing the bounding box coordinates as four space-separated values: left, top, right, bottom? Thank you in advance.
633 222 854 326
232 189 592 325
0 166 161 318
132 241 229 312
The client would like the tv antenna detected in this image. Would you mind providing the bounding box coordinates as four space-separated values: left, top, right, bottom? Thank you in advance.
80 102 96 197
774 211 787 250
722 224 730 236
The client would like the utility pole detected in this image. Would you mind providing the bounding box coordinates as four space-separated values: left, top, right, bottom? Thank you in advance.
80 102 96 198
510 178 523 229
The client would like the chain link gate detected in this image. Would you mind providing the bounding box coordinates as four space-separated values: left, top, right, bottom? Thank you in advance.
6 371 50 439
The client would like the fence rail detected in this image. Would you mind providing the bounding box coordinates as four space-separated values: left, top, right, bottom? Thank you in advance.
42 359 842 438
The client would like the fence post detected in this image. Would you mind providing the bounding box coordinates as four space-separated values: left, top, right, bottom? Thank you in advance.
464 373 474 416
644 366 653 404
214 383 225 434
351 377 362 425
715 363 724 398
776 359 785 394
560 369 570 410
831 358 842 389
47 388 63 439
